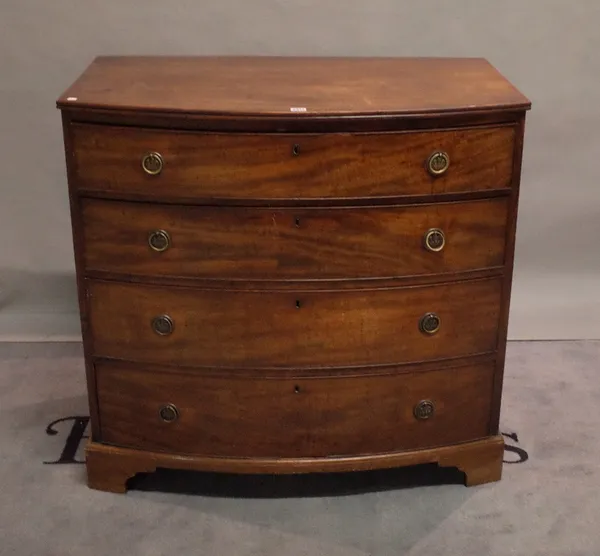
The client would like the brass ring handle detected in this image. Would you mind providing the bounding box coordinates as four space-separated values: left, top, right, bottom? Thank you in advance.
414 400 435 420
419 312 441 335
423 228 446 252
426 151 450 176
148 230 171 252
159 403 179 423
151 314 174 336
142 152 164 175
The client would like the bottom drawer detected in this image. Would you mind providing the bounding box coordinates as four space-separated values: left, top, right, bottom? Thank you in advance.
96 362 494 458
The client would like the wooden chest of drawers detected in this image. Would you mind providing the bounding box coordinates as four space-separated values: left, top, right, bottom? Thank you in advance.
57 56 530 492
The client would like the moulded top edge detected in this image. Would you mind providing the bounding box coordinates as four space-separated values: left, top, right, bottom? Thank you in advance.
57 56 531 117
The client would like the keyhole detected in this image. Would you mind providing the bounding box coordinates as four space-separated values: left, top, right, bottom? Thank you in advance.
295 300 302 309
294 385 301 394
295 217 300 228
292 144 300 156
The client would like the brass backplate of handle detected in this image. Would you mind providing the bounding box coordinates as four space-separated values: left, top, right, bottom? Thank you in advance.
148 229 170 252
414 400 435 420
142 152 164 175
423 228 446 252
159 403 179 423
151 314 174 336
426 151 450 176
419 312 441 335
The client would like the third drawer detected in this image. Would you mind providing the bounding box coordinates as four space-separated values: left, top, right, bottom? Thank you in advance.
88 277 502 368
82 198 508 280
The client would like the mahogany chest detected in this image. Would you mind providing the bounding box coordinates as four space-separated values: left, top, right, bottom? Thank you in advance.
57 56 530 492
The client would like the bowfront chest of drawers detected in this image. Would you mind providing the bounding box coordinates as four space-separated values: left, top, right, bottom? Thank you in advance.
57 56 530 492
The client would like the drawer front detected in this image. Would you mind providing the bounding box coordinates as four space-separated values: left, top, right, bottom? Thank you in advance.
89 278 502 368
96 361 494 457
82 199 508 280
72 124 515 200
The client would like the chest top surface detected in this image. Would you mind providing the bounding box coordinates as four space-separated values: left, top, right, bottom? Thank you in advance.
57 56 530 117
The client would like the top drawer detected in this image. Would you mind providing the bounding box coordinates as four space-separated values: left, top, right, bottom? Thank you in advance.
71 124 516 201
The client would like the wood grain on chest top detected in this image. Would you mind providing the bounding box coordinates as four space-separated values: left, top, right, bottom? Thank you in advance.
58 56 530 116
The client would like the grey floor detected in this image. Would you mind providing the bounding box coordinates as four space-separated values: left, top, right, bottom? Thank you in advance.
1 341 599 555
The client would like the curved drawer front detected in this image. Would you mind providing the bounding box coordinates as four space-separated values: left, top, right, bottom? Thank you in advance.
89 278 502 368
72 124 515 201
96 361 494 457
82 198 508 280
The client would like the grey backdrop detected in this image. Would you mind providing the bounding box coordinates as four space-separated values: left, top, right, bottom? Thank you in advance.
1 0 599 340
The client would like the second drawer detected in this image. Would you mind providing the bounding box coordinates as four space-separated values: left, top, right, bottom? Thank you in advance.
82 198 508 280
88 278 502 368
